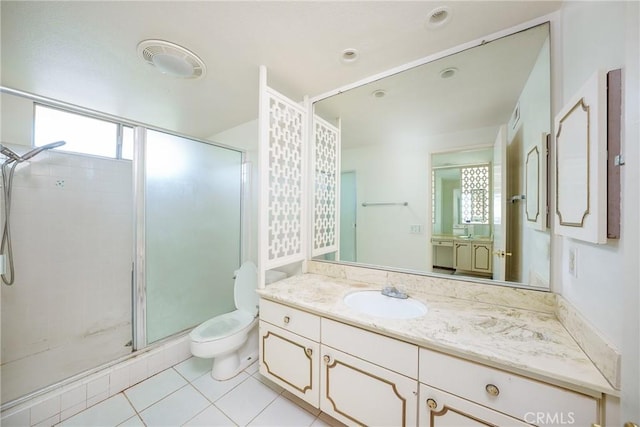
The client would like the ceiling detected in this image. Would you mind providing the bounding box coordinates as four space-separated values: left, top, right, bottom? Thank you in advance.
315 22 549 149
1 1 561 140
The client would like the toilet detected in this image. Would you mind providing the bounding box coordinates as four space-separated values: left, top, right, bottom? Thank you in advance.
189 261 260 380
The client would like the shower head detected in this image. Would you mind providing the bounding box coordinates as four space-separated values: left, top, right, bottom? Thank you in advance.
20 141 66 161
0 145 22 163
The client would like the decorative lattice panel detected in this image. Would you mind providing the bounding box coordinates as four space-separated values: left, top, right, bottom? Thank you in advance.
461 165 490 224
312 116 340 256
266 92 305 265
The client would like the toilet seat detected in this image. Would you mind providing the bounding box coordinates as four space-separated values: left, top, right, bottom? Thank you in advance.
190 310 255 343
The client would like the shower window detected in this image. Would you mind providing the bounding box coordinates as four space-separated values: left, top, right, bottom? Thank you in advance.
34 104 131 160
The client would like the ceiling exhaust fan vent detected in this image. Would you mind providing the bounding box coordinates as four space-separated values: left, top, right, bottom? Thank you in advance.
137 39 206 79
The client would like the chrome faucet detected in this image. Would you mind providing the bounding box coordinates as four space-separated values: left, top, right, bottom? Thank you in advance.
381 285 408 299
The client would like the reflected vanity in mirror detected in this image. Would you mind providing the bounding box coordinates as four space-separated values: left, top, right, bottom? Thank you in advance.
312 22 551 290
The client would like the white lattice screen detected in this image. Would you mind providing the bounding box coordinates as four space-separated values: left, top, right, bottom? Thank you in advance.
461 165 490 224
259 75 307 272
312 116 340 257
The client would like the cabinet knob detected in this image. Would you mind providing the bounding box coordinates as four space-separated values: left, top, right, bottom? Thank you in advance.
323 355 331 364
485 384 500 396
283 315 290 324
305 348 313 357
426 398 438 410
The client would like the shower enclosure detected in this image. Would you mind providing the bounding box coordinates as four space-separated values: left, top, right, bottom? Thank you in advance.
0 92 244 407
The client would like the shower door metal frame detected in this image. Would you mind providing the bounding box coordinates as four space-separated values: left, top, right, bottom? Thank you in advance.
132 126 147 350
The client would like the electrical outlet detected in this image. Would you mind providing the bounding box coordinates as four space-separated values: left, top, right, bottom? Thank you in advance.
409 224 422 234
568 247 577 277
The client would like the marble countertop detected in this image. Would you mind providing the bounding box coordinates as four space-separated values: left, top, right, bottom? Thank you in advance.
431 234 492 242
257 273 616 397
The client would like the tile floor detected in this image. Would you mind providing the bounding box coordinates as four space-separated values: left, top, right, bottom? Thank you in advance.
55 357 342 427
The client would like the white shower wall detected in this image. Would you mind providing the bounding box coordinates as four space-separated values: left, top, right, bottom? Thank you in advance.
1 147 133 402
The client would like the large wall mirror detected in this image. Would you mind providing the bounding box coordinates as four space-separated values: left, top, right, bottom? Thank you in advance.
312 22 551 290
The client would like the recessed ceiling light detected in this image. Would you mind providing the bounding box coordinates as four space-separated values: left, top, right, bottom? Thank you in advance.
426 6 452 29
137 39 206 79
341 48 359 63
371 89 387 98
439 67 458 79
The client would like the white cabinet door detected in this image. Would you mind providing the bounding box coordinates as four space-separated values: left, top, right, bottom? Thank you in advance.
419 384 531 427
259 321 319 407
453 241 472 270
471 243 492 273
320 346 418 427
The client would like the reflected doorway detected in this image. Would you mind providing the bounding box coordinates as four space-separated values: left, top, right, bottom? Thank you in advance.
340 171 357 262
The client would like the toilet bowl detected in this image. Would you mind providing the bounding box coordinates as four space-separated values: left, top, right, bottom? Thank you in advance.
189 261 260 380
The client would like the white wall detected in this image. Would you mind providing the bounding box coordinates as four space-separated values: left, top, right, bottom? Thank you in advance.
553 0 630 354
210 119 259 265
341 144 430 271
506 37 551 287
621 2 640 421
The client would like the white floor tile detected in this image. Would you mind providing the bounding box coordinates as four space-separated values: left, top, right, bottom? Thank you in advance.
117 415 145 426
191 371 249 402
183 405 237 427
310 417 331 427
215 376 279 426
124 368 187 411
244 361 259 375
139 385 210 427
58 394 135 427
174 357 212 382
248 395 316 427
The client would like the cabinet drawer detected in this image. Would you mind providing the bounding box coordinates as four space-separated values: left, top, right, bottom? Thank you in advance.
322 318 418 378
419 348 599 425
431 239 453 247
419 383 530 426
260 299 320 341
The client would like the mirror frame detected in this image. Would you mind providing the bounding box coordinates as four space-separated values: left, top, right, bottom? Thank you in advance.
308 18 553 292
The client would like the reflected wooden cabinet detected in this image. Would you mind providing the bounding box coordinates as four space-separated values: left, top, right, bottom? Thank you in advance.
471 242 492 273
453 241 472 271
453 240 492 274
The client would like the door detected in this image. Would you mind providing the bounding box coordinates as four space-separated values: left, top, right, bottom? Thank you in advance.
492 125 508 281
340 171 357 262
144 130 242 344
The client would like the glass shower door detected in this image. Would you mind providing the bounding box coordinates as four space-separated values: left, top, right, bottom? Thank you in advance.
144 130 243 344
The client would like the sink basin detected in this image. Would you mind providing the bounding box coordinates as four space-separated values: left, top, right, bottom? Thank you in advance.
343 291 427 319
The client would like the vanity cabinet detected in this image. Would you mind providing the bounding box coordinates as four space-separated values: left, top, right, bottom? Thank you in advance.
453 239 492 275
419 347 600 426
258 299 320 407
259 299 602 427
